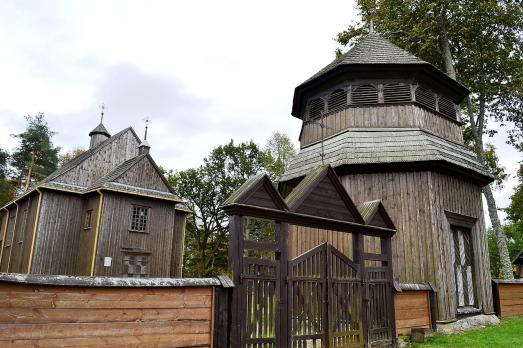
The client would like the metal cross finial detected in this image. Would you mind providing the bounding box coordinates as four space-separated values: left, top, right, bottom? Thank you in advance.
99 104 106 123
143 117 151 140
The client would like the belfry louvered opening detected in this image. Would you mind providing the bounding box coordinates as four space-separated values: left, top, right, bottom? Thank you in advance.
351 85 379 105
309 98 325 119
438 96 456 119
383 83 411 103
415 86 436 110
327 89 347 113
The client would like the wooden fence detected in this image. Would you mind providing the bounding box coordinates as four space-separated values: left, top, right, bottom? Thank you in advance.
492 279 523 318
0 273 232 348
393 282 435 336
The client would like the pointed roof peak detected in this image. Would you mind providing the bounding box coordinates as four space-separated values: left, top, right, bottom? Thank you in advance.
88 122 110 137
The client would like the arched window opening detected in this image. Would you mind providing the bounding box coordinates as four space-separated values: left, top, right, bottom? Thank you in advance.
327 89 347 113
351 85 379 105
438 96 456 119
308 98 325 119
383 83 411 103
415 86 436 110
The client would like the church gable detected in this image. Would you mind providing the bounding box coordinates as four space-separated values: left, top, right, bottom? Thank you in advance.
114 155 172 193
359 200 395 230
51 128 140 187
222 174 287 211
286 166 364 223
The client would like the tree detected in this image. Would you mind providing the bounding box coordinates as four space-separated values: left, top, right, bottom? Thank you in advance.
0 148 15 207
11 113 60 191
263 131 297 182
336 0 523 279
59 147 86 167
168 140 267 276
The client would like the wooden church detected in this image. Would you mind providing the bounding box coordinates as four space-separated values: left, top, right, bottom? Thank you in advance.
0 120 188 278
279 33 495 323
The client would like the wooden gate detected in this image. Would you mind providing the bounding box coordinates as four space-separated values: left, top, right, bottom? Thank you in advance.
290 243 363 348
222 168 397 348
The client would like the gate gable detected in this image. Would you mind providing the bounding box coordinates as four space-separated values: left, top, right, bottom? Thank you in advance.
359 200 396 230
222 173 288 211
285 166 364 223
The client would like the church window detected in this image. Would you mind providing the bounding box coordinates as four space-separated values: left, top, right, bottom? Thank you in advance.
438 96 456 119
84 210 93 229
415 86 436 110
130 205 149 232
122 252 150 277
351 85 379 104
327 89 347 112
383 83 411 103
308 98 325 119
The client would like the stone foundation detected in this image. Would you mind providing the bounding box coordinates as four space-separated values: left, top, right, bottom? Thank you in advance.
436 314 500 334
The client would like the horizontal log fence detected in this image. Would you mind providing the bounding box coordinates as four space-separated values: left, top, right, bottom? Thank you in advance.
0 272 233 348
393 282 436 336
492 279 523 318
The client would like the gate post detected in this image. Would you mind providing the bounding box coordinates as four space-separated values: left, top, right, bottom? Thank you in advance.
228 215 243 347
353 233 369 346
277 222 289 348
381 236 397 342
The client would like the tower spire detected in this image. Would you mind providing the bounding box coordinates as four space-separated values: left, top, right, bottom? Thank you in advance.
139 117 152 155
99 103 106 124
143 117 151 140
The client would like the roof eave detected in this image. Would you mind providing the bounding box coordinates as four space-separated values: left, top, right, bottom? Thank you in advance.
291 63 470 118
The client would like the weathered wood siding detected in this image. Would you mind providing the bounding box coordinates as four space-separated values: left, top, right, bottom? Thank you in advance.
496 283 523 317
300 104 463 148
32 192 84 275
0 206 17 272
288 170 492 321
116 156 171 192
95 192 176 277
75 194 101 275
395 291 431 335
171 211 187 277
55 129 139 187
8 195 39 273
0 282 215 347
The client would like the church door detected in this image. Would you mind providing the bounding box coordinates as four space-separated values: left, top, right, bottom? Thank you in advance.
451 226 476 309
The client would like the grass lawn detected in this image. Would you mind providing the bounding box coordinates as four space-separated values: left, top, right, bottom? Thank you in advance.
410 316 523 347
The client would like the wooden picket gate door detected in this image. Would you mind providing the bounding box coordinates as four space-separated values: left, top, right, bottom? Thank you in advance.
289 243 364 348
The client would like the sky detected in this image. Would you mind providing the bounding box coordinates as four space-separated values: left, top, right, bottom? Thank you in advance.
0 1 520 224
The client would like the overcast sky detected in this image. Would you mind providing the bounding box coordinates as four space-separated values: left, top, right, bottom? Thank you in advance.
0 1 520 223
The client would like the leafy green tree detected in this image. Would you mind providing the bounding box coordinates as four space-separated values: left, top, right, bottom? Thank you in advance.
0 148 15 207
168 140 267 276
11 113 60 191
336 0 523 279
263 131 297 182
58 147 85 167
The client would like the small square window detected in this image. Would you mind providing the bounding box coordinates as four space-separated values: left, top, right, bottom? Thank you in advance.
84 210 93 229
122 253 150 277
130 205 149 232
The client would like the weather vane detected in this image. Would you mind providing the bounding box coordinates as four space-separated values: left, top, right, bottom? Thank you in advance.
143 117 152 140
99 104 107 123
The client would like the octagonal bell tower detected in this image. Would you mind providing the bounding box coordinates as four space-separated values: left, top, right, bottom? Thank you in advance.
280 33 495 323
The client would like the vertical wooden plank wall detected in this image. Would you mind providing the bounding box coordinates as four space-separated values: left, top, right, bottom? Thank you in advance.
171 211 187 277
31 192 84 275
394 291 432 335
289 170 493 322
0 282 217 347
492 281 523 317
299 105 463 148
75 194 102 275
95 192 176 277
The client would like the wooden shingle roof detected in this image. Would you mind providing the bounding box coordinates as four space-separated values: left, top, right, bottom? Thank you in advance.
304 34 426 84
281 128 494 184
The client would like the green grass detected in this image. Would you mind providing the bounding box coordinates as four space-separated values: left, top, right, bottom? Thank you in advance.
410 316 523 347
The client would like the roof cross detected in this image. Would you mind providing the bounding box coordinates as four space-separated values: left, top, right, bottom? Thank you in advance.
143 117 151 140
99 104 106 123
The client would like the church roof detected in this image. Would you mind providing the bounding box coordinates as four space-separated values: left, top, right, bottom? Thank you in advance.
280 128 494 185
292 33 470 117
304 34 426 83
88 123 110 137
2 126 181 209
